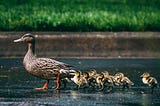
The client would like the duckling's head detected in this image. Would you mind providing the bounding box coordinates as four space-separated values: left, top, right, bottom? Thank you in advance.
96 73 104 79
115 73 124 79
14 33 35 44
88 69 97 77
83 72 89 79
102 71 109 78
75 71 81 77
140 72 150 78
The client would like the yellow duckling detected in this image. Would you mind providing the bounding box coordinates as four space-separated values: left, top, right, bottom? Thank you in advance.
114 73 124 86
140 72 158 93
88 69 97 78
83 72 89 83
101 71 114 91
87 69 97 88
102 71 114 85
71 71 88 89
95 73 104 91
82 72 90 88
71 71 82 88
115 72 134 89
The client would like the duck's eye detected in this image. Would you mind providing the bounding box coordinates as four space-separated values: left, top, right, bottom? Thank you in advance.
23 36 34 43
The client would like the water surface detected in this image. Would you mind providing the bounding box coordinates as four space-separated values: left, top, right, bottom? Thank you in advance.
0 58 160 106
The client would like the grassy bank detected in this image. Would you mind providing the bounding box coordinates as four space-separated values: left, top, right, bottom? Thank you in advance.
0 0 160 31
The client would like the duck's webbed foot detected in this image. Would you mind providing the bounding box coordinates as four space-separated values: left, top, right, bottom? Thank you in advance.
35 80 49 90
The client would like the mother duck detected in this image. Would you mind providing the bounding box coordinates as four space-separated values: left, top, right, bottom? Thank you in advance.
14 33 75 90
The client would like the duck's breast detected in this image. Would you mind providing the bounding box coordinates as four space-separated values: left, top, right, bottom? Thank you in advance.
23 58 62 80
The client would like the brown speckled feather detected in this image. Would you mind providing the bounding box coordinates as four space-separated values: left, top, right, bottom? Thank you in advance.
24 57 73 80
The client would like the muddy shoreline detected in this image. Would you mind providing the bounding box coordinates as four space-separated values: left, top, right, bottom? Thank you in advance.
0 32 160 58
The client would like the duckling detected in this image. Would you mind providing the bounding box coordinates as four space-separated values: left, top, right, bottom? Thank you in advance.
87 69 97 88
115 73 134 89
71 71 81 88
140 72 158 93
71 71 88 89
102 71 114 91
82 72 90 88
114 73 124 86
88 69 97 78
83 72 89 84
95 73 104 91
102 71 114 85
14 33 75 90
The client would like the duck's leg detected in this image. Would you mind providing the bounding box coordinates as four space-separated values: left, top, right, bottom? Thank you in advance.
35 80 49 90
55 72 61 90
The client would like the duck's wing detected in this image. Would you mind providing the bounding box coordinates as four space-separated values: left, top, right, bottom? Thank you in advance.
32 58 72 71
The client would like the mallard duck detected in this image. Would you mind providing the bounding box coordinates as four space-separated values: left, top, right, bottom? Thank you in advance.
115 72 134 89
14 33 75 90
140 72 158 93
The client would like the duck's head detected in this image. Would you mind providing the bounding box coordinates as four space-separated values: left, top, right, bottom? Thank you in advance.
14 33 35 44
140 72 150 78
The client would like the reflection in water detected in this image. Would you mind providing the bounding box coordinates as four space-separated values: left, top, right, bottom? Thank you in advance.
142 93 150 106
0 58 160 106
70 90 80 99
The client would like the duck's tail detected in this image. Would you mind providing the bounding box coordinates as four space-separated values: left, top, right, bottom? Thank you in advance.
60 69 76 84
60 69 76 75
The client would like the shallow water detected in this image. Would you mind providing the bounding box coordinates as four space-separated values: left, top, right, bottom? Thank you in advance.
0 58 160 106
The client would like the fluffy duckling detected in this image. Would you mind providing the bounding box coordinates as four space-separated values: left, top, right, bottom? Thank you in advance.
87 69 97 88
88 69 97 78
114 73 124 86
101 71 114 91
71 71 88 89
71 71 82 88
95 73 104 91
102 71 114 85
83 72 89 83
115 73 134 89
140 72 158 93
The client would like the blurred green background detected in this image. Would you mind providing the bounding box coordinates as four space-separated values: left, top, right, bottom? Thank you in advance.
0 0 160 31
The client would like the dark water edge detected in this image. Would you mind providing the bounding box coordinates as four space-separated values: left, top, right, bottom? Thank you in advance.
0 58 160 106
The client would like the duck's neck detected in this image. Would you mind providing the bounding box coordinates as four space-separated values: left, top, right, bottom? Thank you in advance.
24 43 36 63
28 43 35 55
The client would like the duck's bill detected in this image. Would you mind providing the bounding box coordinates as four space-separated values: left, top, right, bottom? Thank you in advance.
14 38 22 42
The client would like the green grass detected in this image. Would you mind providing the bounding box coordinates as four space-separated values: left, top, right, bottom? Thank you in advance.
0 0 160 31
